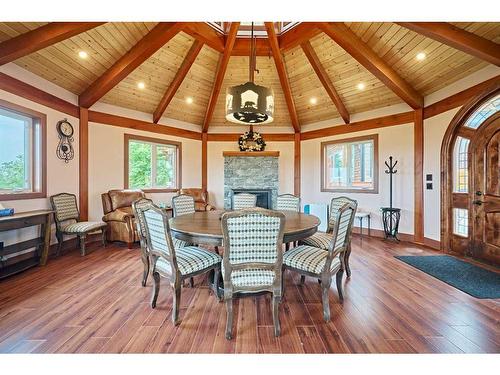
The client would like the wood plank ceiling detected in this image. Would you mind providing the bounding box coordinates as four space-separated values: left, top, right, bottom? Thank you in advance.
0 22 498 130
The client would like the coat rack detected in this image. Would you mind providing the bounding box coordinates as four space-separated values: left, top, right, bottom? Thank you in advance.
381 156 401 241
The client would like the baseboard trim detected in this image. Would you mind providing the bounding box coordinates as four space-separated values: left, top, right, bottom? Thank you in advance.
352 227 442 251
423 237 441 251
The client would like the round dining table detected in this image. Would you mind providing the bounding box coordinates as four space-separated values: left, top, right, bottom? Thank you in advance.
169 209 320 247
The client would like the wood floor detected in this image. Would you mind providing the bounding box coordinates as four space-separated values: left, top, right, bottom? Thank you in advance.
0 236 498 354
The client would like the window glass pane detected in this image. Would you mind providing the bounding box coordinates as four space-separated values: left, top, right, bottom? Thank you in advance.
464 93 500 129
453 208 468 237
128 141 152 189
453 136 470 193
0 108 32 192
324 137 375 191
155 145 176 188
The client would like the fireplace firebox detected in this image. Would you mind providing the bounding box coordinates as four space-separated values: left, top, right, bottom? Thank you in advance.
231 189 273 209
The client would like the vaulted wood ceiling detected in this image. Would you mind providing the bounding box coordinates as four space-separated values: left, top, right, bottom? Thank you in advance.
0 22 498 131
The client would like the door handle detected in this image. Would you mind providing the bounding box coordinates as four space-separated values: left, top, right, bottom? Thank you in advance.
472 200 483 206
475 191 483 196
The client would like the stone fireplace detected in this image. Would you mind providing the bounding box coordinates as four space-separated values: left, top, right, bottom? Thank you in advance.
223 152 279 210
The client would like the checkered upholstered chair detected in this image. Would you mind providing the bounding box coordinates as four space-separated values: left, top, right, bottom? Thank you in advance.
221 209 285 339
284 200 357 322
132 198 155 287
50 193 107 257
140 204 221 325
170 194 195 249
276 194 301 212
232 193 257 210
300 196 357 277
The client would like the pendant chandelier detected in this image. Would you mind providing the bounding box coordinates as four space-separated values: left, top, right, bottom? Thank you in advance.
225 23 274 124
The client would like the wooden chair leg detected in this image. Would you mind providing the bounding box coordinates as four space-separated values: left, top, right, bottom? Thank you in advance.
79 234 86 256
214 246 220 255
272 296 281 337
141 252 149 287
101 228 107 247
56 232 63 257
285 242 290 252
213 267 222 301
172 281 182 326
336 269 344 303
321 280 331 322
300 275 306 285
189 277 195 288
151 271 160 308
345 245 352 278
225 298 233 340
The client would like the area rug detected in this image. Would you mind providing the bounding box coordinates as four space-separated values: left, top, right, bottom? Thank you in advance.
395 255 500 299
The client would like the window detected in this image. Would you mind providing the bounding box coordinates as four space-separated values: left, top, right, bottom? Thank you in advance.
321 135 378 193
124 134 181 192
453 136 470 193
453 208 468 237
0 99 46 201
464 93 500 129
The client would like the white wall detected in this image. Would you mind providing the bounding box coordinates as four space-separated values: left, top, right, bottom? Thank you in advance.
88 122 202 221
207 141 295 209
301 124 415 234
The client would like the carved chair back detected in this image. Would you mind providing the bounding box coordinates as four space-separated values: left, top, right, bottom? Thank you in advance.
132 197 154 249
221 208 285 295
327 196 357 232
276 194 301 212
172 194 195 217
232 193 257 210
50 193 80 230
142 204 179 276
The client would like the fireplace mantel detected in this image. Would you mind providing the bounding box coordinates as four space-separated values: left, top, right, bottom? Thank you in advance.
222 151 280 157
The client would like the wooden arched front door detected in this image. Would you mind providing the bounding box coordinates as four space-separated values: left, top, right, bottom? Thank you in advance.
470 112 500 263
441 84 500 265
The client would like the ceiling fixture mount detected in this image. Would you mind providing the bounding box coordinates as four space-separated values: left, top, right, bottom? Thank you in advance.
416 52 426 61
78 51 88 59
225 22 274 125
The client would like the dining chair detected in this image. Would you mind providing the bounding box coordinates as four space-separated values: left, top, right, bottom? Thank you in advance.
232 193 257 210
140 204 222 325
300 196 357 277
221 208 285 339
283 200 357 322
170 194 194 249
50 193 107 257
132 197 154 287
276 194 301 212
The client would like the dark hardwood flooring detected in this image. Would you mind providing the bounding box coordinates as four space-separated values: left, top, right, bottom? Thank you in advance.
0 236 498 353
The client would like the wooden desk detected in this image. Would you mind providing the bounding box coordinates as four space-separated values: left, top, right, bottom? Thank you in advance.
0 210 53 278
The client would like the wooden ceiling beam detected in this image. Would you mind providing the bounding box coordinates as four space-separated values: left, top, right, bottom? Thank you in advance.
0 22 105 66
153 40 204 124
265 22 300 132
202 22 240 132
397 22 500 66
320 22 423 109
182 23 225 52
279 23 322 51
301 40 350 124
232 38 271 56
79 22 183 109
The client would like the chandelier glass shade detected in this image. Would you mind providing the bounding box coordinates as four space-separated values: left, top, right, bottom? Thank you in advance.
225 81 274 124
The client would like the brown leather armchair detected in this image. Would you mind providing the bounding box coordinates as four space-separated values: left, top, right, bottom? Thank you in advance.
102 189 145 248
179 188 215 211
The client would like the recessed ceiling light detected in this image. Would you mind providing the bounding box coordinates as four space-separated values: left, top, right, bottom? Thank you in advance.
309 97 318 105
357 82 365 90
78 51 88 59
137 82 146 90
416 52 426 61
186 97 194 104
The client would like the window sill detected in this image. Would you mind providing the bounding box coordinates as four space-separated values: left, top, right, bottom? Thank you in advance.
0 192 47 201
321 188 379 194
137 188 180 194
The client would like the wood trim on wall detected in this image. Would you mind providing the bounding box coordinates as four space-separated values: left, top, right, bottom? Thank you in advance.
206 133 295 142
320 134 379 194
79 107 89 221
414 108 424 244
202 132 208 191
294 132 301 196
0 98 47 201
123 133 182 193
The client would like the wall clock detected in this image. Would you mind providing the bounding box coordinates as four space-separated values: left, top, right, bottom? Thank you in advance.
56 119 75 163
